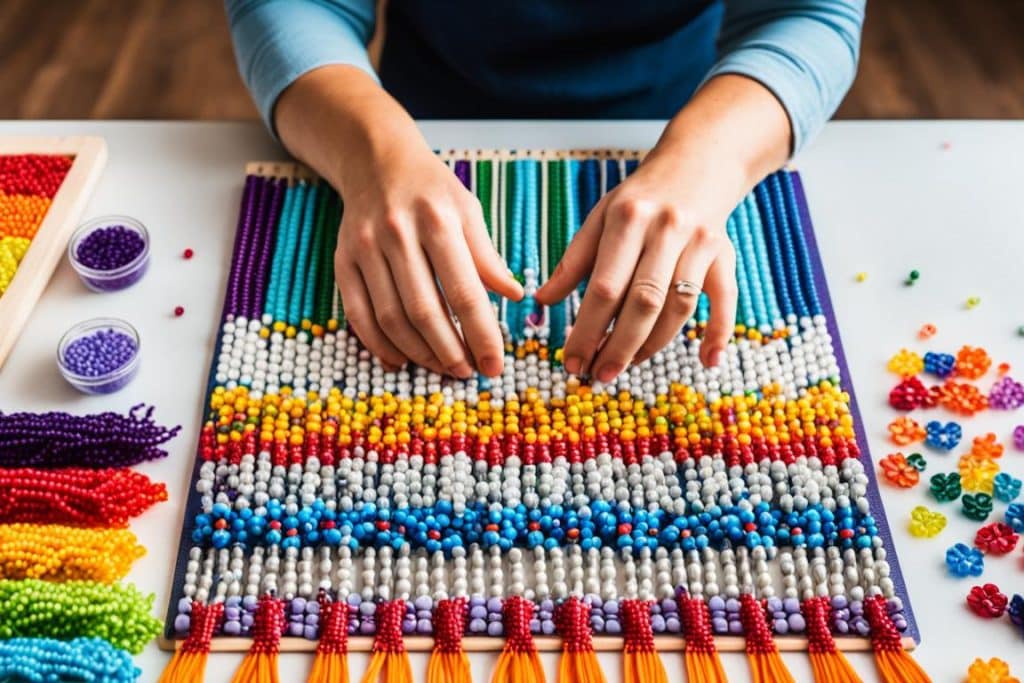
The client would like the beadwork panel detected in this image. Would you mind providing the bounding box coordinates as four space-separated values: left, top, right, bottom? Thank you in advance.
164 152 918 652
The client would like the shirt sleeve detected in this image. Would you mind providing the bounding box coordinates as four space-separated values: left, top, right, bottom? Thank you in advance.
706 0 866 155
225 0 378 135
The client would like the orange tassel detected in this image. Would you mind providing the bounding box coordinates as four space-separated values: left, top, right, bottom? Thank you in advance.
554 597 606 683
158 601 224 683
739 594 795 683
802 597 862 683
492 595 546 683
230 594 286 683
427 598 472 683
865 595 931 683
677 592 728 683
621 599 667 683
308 592 352 683
360 599 414 683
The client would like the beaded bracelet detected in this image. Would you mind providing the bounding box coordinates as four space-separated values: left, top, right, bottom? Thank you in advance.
0 579 161 654
0 523 145 582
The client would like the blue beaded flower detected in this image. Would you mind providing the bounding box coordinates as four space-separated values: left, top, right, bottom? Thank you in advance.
926 421 962 451
1006 503 1024 533
1008 594 1024 637
923 351 955 378
993 473 1022 503
945 542 984 577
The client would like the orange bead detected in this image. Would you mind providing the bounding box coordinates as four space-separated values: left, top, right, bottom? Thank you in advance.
888 416 926 446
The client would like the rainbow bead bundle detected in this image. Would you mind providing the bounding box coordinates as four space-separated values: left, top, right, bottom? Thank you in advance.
165 153 924 683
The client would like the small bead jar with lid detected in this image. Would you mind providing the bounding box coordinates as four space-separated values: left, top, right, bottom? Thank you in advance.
68 216 150 292
57 317 141 394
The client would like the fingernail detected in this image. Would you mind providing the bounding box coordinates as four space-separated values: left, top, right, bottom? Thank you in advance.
596 364 620 383
707 349 723 367
479 356 503 378
564 356 581 375
449 361 475 379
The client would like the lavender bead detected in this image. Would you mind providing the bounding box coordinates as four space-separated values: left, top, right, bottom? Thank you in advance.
660 598 677 614
774 618 789 634
486 597 503 614
529 618 541 633
603 619 620 635
766 597 783 613
225 596 241 607
831 595 848 610
359 621 376 635
224 606 241 621
174 615 190 633
708 596 726 612
651 614 666 633
540 599 554 613
306 602 320 615
414 596 432 611
782 597 800 614
287 622 304 637
541 620 557 635
590 614 605 632
241 614 254 628
787 613 805 632
665 616 681 633
728 620 744 635
347 594 362 607
223 620 242 636
303 625 318 640
487 621 504 637
417 618 433 634
603 600 619 615
291 598 307 615
177 598 193 614
62 328 136 375
305 614 320 626
359 602 376 616
402 617 415 635
469 605 487 620
469 618 487 633
711 616 728 634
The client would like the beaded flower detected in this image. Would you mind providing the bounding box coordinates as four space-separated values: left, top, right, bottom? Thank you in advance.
989 376 1024 410
930 472 962 503
922 351 954 377
974 523 1019 556
887 349 923 377
955 346 992 380
880 453 919 488
926 421 963 451
959 455 999 495
970 433 1004 460
1006 503 1024 533
1014 425 1024 451
938 380 988 416
1009 595 1024 636
962 493 994 522
966 657 1020 683
993 473 1022 503
946 543 984 577
967 584 1009 619
888 416 926 446
908 506 945 539
890 377 930 411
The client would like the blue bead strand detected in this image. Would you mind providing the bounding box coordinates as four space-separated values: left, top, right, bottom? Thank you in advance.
768 173 809 319
742 194 782 326
263 182 297 320
300 187 327 324
0 637 140 683
781 171 823 316
755 182 795 319
725 214 756 327
578 159 601 218
280 182 317 323
732 198 769 328
605 158 621 191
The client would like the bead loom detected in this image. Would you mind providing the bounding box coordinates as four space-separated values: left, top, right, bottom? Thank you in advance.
163 152 920 664
0 136 107 368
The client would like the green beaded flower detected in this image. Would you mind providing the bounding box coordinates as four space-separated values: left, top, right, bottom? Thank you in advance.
906 453 927 472
930 472 962 502
962 493 994 522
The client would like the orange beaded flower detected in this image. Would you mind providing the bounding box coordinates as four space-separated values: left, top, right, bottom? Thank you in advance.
955 346 992 380
966 657 1019 683
887 349 924 377
959 454 999 495
938 380 988 415
888 416 926 446
970 433 1004 460
881 453 920 488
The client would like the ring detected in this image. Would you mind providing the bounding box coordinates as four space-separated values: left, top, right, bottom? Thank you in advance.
674 280 701 297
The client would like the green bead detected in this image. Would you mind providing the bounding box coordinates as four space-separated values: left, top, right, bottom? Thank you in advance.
961 492 993 521
930 472 961 502
906 453 927 471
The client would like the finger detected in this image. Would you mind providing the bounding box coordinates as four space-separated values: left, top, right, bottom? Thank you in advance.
357 249 447 375
534 194 608 304
589 224 686 382
633 233 720 365
560 201 649 376
382 231 476 379
699 244 738 368
422 224 506 378
462 201 524 301
335 256 406 371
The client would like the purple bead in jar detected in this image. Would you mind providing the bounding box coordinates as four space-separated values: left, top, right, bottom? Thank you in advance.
57 318 141 394
69 216 150 292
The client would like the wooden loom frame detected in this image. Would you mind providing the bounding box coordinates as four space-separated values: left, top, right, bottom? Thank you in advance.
161 155 917 653
0 136 108 368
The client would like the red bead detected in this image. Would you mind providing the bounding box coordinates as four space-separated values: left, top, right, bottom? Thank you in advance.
967 583 1008 618
174 306 185 317
183 248 194 259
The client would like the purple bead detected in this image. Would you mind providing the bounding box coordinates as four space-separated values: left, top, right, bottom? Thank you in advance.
417 618 433 634
359 621 376 635
892 615 908 631
225 596 241 607
401 618 415 635
651 614 666 633
787 613 805 632
486 597 503 614
665 616 681 633
660 598 677 614
782 597 800 614
590 614 605 632
224 606 241 621
588 595 603 609
469 596 485 608
773 618 788 634
603 619 619 635
177 598 193 614
708 596 726 612
223 620 242 636
241 614 254 628
414 596 432 611
72 223 149 291
853 619 870 637
291 598 307 615
287 622 304 637
305 614 320 626
347 594 362 607
1014 425 1024 451
306 602 320 615
416 610 432 620
849 601 864 617
540 599 554 612
603 600 618 615
529 618 541 633
728 620 744 635
766 597 782 613
303 625 318 640
487 621 504 637
834 619 850 635
724 598 740 613
469 618 487 633
174 614 190 633
541 619 557 635
469 605 487 620
711 617 728 634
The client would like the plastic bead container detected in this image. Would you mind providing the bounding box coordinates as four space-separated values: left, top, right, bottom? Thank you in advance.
57 318 141 395
68 216 150 292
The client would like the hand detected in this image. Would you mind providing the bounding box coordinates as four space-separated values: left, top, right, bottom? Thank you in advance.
535 156 738 382
334 145 523 378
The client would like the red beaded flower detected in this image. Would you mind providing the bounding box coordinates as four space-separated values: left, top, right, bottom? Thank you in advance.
967 583 1008 619
975 522 1019 556
889 377 930 411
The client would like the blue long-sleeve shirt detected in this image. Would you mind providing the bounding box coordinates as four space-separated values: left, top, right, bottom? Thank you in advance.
227 0 864 154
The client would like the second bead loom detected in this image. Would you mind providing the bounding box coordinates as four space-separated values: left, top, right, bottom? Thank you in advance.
162 150 923 683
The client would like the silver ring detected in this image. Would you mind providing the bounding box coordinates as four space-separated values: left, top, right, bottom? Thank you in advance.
674 280 701 297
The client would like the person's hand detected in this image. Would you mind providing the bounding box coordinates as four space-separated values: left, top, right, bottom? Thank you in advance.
535 155 737 382
334 143 523 378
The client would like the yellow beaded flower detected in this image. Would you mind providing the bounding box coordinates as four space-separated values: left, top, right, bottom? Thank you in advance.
959 454 1000 495
967 657 1020 683
887 348 924 377
908 506 946 539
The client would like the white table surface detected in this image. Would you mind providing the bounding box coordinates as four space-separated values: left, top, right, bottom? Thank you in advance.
0 120 1021 682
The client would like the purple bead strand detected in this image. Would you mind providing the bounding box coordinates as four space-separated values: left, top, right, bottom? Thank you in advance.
250 178 286 320
238 175 273 319
231 175 267 319
453 160 471 189
224 176 259 316
0 404 181 468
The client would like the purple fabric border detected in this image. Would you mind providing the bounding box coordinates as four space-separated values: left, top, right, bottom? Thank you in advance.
790 171 921 644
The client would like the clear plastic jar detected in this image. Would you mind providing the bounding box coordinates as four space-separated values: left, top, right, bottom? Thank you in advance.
57 317 141 394
68 215 150 292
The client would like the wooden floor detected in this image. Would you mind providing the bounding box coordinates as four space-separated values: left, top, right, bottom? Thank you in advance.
3 0 1024 120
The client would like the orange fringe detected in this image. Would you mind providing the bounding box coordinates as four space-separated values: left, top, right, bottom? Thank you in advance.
803 597 862 683
864 595 930 683
309 653 350 683
308 593 352 683
428 598 471 683
492 650 546 683
555 598 606 683
230 595 286 683
739 594 794 683
809 651 863 683
361 600 414 683
623 651 667 683
620 600 667 683
558 651 606 683
493 596 546 683
427 651 472 683
158 601 224 683
677 593 728 683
